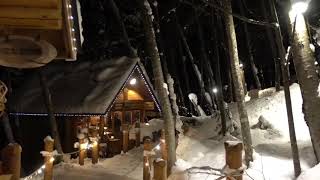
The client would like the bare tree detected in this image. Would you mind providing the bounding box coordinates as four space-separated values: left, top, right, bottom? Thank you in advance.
260 0 281 91
39 69 63 155
139 0 176 173
290 13 320 163
269 0 301 176
238 0 262 90
223 0 253 165
108 0 136 57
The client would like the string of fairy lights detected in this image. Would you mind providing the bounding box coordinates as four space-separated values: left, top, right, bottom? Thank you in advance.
22 140 99 180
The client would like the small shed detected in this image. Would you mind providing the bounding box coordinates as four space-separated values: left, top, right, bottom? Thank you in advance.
9 56 161 118
9 57 161 148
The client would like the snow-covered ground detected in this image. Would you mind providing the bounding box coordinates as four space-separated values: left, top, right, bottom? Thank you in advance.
25 84 318 180
171 84 316 180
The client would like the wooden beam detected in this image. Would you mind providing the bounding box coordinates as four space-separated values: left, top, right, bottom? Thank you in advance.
0 7 61 19
0 18 62 29
0 0 60 9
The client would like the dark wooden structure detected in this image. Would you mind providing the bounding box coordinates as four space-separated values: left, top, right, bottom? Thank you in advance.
0 0 82 69
9 57 160 154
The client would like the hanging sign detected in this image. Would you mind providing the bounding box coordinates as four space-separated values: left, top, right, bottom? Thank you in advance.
0 35 57 69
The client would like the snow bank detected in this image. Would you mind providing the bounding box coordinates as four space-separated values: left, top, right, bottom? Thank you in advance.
297 163 320 180
131 118 163 141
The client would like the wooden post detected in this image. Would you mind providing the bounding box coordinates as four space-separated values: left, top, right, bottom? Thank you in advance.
1 143 21 180
160 129 167 161
44 136 54 180
224 141 243 180
111 112 115 134
99 116 105 138
153 159 167 180
79 137 86 166
122 130 129 153
0 161 3 174
143 156 151 180
92 129 99 164
135 127 141 147
143 138 152 180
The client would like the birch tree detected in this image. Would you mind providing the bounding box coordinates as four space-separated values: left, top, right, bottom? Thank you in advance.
139 0 176 173
290 13 320 163
223 0 253 164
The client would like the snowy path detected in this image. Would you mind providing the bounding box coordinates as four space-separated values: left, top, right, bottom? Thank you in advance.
53 147 143 180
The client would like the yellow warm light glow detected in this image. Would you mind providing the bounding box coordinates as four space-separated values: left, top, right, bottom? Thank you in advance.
80 142 88 150
130 78 137 85
127 90 143 100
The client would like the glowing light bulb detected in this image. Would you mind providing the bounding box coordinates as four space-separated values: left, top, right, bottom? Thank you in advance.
50 157 55 163
155 144 160 150
290 2 308 16
37 169 42 174
212 87 218 94
130 78 137 85
145 122 150 126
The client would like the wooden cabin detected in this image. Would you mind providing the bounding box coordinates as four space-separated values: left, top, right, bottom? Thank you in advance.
8 57 160 154
0 0 82 68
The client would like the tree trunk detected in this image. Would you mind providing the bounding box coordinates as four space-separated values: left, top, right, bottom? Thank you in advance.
2 112 15 143
39 69 63 155
223 0 253 165
290 13 320 163
176 22 210 114
194 10 216 112
269 0 301 176
108 0 136 57
139 0 176 173
212 10 228 136
152 2 179 120
238 0 261 90
261 0 281 91
177 36 193 113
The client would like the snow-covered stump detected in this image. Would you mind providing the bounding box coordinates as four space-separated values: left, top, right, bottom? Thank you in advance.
224 141 243 180
143 138 152 180
160 129 167 161
1 143 21 180
78 135 86 166
135 127 141 147
44 136 54 180
153 159 167 180
123 130 129 153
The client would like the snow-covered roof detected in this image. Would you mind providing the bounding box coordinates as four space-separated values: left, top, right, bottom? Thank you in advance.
9 56 158 116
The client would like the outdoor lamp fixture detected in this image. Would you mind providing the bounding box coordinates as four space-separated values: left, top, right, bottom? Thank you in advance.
129 78 137 85
289 0 310 16
212 87 218 94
